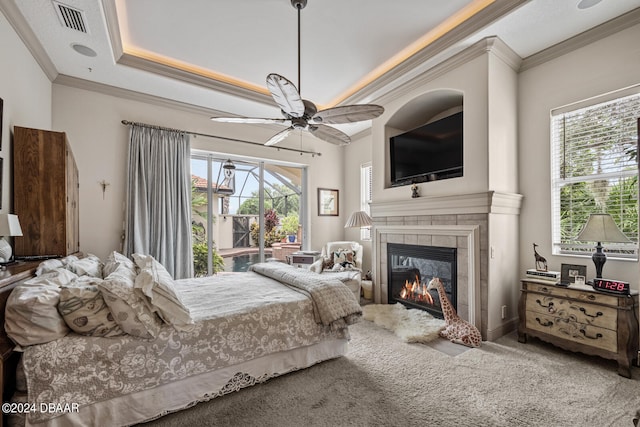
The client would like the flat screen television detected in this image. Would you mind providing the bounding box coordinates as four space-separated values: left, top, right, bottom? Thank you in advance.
390 111 463 186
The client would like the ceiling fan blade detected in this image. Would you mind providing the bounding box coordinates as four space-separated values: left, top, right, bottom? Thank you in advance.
210 116 289 125
311 104 385 124
266 73 305 118
264 126 294 146
308 124 351 146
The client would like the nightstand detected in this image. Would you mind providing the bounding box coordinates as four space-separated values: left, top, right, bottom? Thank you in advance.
518 278 639 378
288 252 320 269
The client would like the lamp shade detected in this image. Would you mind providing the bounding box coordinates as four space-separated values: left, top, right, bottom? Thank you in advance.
0 214 23 237
575 213 630 243
344 211 373 228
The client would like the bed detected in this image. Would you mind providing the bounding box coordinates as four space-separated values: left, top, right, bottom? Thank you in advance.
1 254 361 427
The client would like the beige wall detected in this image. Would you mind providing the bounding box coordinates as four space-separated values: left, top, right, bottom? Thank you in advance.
0 11 52 214
51 84 346 260
518 23 640 285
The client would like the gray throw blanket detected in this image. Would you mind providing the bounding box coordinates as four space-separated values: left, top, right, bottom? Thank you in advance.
249 262 362 329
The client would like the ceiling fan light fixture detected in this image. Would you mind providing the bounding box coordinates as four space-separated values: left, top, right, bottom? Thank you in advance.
207 0 384 147
291 0 307 10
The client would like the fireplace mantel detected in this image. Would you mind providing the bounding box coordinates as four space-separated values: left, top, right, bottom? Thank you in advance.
371 191 523 217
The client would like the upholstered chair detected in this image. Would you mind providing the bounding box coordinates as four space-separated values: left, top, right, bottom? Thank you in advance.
310 241 363 302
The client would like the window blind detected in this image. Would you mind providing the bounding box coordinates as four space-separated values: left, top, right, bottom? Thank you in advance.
551 92 639 259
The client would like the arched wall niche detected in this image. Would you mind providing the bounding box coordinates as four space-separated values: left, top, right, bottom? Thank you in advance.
386 89 463 131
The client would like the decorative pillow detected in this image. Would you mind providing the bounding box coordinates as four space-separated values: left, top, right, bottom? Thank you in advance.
5 280 71 347
67 254 104 278
322 256 335 271
132 254 194 331
58 278 124 337
98 262 162 339
332 249 355 267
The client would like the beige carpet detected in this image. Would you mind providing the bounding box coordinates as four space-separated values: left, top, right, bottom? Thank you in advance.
141 320 640 427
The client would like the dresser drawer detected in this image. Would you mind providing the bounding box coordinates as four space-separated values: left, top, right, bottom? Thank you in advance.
525 311 617 353
526 282 619 306
525 293 617 330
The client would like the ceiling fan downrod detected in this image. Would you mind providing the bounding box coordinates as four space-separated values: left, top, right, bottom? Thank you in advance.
291 0 307 93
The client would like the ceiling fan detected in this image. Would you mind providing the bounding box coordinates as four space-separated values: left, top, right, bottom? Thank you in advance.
211 0 384 146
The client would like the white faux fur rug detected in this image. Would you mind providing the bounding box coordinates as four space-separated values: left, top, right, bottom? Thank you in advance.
361 303 445 343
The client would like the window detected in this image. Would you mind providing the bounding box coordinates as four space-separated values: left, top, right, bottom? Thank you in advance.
360 162 372 240
551 89 639 259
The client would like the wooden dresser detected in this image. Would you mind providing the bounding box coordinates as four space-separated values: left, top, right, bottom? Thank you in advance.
13 126 79 257
518 279 639 378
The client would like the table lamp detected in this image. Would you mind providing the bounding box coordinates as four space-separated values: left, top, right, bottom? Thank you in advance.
0 214 23 264
344 211 372 228
575 213 630 278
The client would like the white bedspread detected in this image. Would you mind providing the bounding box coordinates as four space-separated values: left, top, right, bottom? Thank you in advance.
21 272 350 424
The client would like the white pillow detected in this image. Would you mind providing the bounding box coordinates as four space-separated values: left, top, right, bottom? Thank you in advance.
67 254 104 278
132 254 194 331
5 282 70 347
103 251 136 278
35 259 64 276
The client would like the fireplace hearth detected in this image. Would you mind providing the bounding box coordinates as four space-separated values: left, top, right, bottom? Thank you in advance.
387 243 456 319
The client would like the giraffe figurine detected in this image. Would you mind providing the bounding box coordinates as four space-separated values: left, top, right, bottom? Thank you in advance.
533 243 548 272
427 277 482 348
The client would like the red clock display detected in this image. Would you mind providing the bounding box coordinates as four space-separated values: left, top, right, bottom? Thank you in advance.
592 278 630 295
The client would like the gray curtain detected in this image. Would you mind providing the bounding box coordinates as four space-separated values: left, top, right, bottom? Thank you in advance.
124 124 193 279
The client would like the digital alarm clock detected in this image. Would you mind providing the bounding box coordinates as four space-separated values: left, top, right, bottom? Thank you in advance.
592 278 630 295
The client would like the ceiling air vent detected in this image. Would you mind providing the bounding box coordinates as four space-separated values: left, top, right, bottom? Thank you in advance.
53 1 88 33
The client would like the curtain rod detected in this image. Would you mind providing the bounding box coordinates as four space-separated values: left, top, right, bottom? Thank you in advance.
121 120 322 157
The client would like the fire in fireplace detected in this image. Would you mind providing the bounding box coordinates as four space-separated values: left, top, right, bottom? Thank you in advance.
387 243 457 319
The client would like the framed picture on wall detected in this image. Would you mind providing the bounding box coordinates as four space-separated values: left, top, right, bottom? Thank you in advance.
317 188 339 216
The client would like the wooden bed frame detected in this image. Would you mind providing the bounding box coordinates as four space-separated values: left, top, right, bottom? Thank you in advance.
0 261 39 427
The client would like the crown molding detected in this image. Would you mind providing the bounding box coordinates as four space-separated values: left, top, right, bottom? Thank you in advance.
116 53 275 107
53 74 231 117
0 0 58 81
520 7 640 71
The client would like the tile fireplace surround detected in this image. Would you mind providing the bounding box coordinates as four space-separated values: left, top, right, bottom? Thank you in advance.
370 191 523 340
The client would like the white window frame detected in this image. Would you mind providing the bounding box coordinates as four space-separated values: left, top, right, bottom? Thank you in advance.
360 162 372 241
550 86 639 260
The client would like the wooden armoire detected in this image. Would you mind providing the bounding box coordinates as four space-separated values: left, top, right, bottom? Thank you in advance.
13 126 80 256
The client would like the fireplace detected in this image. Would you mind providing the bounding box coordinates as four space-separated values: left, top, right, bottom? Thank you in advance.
387 243 457 319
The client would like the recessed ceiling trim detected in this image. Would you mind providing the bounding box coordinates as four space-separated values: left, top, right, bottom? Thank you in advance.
339 0 529 106
53 1 89 33
117 53 274 107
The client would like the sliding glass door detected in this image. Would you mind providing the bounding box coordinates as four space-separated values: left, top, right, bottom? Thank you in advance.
191 153 306 275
